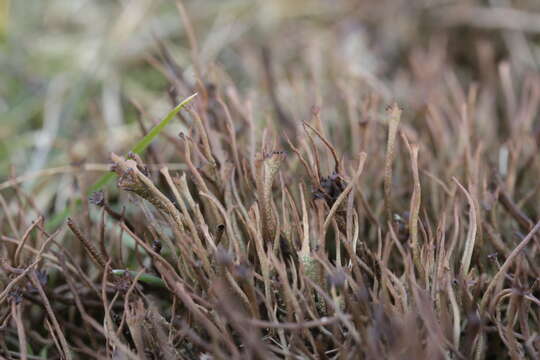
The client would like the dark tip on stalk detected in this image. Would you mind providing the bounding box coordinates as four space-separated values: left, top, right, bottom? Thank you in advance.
35 270 48 287
152 240 162 254
8 288 23 304
466 311 482 333
312 189 326 200
354 285 370 303
327 270 346 290
385 103 403 112
233 262 252 280
205 82 216 98
215 224 225 245
263 150 286 160
114 271 132 294
127 151 149 176
313 172 347 207
215 246 234 267
89 190 105 207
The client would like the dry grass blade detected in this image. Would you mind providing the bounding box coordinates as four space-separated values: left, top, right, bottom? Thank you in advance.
402 133 423 279
453 178 478 277
384 103 402 220
11 302 28 360
30 273 73 360
13 217 42 267
480 220 540 313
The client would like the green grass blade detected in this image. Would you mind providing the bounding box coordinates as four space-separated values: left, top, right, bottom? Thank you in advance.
86 92 197 194
130 92 198 154
45 205 74 232
86 172 116 195
45 93 197 230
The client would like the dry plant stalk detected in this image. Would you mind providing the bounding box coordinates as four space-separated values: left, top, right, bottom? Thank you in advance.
384 103 402 220
255 151 286 244
4 4 540 358
402 134 423 279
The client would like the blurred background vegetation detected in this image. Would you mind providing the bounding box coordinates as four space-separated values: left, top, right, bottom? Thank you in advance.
2 0 540 222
